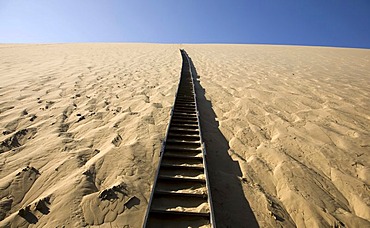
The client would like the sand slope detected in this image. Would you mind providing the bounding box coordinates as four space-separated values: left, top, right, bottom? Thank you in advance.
0 43 369 227
184 45 370 227
0 44 181 227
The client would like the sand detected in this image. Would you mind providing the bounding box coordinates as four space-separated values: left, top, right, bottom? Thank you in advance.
0 43 369 227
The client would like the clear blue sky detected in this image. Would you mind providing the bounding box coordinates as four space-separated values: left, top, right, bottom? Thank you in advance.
0 0 369 48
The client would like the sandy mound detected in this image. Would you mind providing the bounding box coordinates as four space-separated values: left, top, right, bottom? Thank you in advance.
0 43 369 227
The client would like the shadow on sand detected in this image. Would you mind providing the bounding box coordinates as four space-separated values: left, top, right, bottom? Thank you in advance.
188 55 259 228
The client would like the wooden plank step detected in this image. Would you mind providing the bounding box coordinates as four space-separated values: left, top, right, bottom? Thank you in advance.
170 123 198 129
154 190 207 198
159 167 204 178
175 105 195 108
166 138 200 143
171 114 197 119
173 108 196 113
162 150 202 156
175 99 194 103
150 194 208 210
163 146 202 152
175 104 196 108
160 163 204 170
172 114 197 119
149 209 210 218
172 112 197 116
155 180 206 193
165 140 200 146
175 101 195 105
175 102 194 106
171 119 198 124
175 104 195 108
163 145 201 152
163 152 202 159
167 133 200 141
172 109 196 114
176 92 194 97
160 160 203 168
174 103 195 107
162 154 203 161
158 172 204 180
169 126 198 130
157 175 206 183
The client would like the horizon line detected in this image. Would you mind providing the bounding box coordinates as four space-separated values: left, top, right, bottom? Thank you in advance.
0 41 369 50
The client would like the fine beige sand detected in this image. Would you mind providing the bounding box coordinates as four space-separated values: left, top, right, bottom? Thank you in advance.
0 43 369 227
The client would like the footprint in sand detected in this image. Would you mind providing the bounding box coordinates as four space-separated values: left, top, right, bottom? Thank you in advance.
346 130 359 138
152 103 162 108
29 114 37 122
111 134 122 147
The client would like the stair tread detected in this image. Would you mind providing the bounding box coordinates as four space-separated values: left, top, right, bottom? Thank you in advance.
158 175 206 183
160 164 204 170
150 209 210 218
166 138 200 141
154 190 208 198
163 154 203 159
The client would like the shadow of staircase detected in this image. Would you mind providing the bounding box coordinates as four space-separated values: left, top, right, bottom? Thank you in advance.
188 55 259 228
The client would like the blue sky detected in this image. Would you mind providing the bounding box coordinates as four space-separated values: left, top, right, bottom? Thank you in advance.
0 0 369 48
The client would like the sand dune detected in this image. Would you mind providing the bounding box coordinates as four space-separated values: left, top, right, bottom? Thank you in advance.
0 43 369 227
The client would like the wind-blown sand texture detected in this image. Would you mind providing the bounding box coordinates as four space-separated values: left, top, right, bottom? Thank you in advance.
0 44 369 227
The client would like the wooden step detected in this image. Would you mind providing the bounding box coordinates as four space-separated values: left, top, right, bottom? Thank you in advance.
157 175 206 183
150 209 210 218
162 153 203 161
165 141 201 149
170 123 198 129
160 163 204 170
167 133 200 141
154 190 207 198
168 127 199 135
